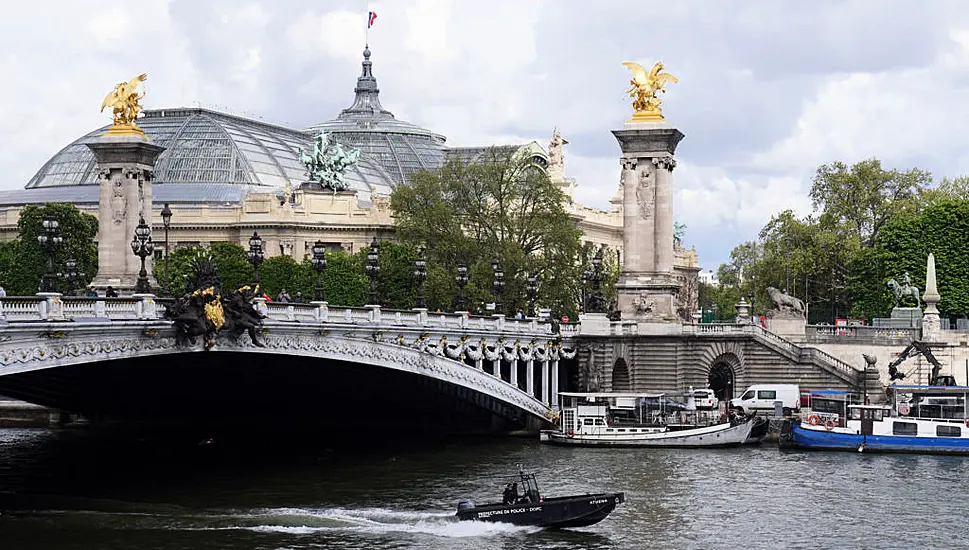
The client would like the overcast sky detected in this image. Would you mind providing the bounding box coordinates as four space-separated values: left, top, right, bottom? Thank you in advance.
1 1 968 271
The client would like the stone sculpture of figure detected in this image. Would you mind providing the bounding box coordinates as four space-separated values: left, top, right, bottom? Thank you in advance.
887 274 921 308
548 129 568 174
766 286 805 317
634 291 654 314
298 130 362 192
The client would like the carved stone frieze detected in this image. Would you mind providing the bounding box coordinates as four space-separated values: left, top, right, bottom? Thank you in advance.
636 165 653 220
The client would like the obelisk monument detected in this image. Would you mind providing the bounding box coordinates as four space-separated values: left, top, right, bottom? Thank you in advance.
87 73 165 293
613 60 684 322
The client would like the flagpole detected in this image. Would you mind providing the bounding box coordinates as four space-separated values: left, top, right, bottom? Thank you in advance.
366 2 370 47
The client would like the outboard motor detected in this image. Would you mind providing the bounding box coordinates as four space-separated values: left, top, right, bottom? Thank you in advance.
456 500 475 513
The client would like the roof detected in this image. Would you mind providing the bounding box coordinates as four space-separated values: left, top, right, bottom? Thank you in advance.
305 46 447 185
24 107 399 204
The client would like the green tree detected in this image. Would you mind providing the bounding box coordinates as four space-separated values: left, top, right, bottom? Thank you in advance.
208 242 251 292
315 250 369 306
810 158 930 248
355 241 418 309
154 246 201 295
391 148 584 316
5 203 98 295
260 255 302 300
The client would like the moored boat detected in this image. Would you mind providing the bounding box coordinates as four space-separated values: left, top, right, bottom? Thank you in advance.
780 385 969 454
543 392 768 447
455 468 624 528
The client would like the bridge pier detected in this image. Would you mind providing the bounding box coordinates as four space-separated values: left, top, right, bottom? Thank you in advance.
551 359 560 409
541 360 549 405
526 359 535 398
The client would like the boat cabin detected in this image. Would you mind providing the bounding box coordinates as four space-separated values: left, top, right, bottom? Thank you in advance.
557 392 721 436
891 385 969 421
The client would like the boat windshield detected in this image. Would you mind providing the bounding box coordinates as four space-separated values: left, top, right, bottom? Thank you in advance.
518 472 541 503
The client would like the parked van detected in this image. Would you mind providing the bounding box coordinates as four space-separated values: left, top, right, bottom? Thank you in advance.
730 384 801 414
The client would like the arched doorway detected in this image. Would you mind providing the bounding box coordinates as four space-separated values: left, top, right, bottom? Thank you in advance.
708 362 735 401
612 359 630 392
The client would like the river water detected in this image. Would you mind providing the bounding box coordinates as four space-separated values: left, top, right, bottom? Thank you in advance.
1 428 968 549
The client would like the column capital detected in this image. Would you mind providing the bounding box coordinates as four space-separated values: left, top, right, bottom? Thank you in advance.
651 156 677 171
620 158 638 171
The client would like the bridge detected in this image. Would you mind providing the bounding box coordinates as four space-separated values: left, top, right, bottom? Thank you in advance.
0 292 893 436
0 295 578 435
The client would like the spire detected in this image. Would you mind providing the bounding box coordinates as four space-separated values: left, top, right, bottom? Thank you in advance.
339 45 393 120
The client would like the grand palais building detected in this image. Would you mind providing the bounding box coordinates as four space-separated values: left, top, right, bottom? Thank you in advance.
0 47 698 284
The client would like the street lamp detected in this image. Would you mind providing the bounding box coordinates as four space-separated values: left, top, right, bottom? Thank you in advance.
161 203 173 296
37 215 63 293
491 257 505 315
247 231 264 286
365 237 380 305
526 274 538 317
414 247 427 309
454 263 469 311
581 269 590 312
129 215 154 294
311 240 327 302
588 247 604 313
62 256 82 296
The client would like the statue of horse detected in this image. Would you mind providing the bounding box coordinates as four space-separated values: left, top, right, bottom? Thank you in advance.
887 278 921 308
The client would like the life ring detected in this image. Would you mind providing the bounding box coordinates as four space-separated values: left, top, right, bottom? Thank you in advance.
567 430 574 438
808 415 821 426
824 419 835 431
899 403 911 416
965 419 969 428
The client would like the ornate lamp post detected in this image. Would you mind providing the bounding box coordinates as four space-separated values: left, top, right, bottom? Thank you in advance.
526 274 538 318
414 247 427 309
129 215 154 294
491 257 505 315
311 240 327 302
588 247 605 313
365 237 380 305
161 203 173 296
454 263 469 312
62 257 82 296
37 215 63 293
247 231 264 286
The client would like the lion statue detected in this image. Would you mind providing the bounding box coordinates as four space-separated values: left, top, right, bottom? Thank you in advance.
766 286 805 317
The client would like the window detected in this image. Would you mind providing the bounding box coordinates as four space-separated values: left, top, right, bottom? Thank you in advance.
849 408 862 420
594 419 605 426
758 390 777 400
936 425 961 438
892 422 918 436
583 418 594 425
742 391 755 400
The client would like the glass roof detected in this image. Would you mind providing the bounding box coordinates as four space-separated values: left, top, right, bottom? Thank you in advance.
305 45 447 185
25 108 399 199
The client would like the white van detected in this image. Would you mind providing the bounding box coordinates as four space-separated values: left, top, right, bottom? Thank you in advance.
730 384 800 414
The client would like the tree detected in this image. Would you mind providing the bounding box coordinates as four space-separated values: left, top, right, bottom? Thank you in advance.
314 250 369 306
810 158 930 248
260 255 302 300
356 241 418 309
209 242 251 292
4 203 98 295
391 148 584 316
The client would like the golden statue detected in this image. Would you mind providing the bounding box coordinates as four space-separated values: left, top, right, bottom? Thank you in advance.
100 73 148 136
622 61 678 122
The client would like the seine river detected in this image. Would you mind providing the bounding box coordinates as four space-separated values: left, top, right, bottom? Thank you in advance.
2 428 968 549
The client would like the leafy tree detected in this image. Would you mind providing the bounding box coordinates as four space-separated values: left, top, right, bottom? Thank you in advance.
391 148 584 316
154 245 201 295
4 203 98 296
260 255 302 300
315 250 369 306
209 242 251 292
810 158 930 248
355 241 418 309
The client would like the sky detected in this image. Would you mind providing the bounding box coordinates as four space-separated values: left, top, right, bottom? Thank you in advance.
1 1 968 272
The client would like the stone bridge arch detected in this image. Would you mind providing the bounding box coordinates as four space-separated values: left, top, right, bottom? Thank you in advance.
0 324 557 431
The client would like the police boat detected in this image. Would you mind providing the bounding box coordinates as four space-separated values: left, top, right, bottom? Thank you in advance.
455 467 624 528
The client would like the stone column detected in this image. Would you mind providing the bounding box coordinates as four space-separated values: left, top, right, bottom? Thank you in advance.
510 359 519 389
550 359 560 409
492 359 501 379
652 156 677 274
87 135 165 294
612 123 685 323
541 360 550 405
526 359 535 398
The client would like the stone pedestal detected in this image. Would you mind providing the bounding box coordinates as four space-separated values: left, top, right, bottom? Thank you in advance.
766 316 806 341
578 312 611 336
889 307 922 328
612 121 685 322
87 135 165 294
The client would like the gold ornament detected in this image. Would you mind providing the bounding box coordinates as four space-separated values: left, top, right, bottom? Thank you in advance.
100 73 148 137
622 61 678 122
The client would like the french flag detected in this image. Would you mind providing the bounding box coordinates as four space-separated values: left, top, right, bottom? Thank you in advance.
368 11 377 28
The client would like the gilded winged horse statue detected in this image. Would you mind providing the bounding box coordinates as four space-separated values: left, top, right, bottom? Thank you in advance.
622 61 678 122
101 73 148 135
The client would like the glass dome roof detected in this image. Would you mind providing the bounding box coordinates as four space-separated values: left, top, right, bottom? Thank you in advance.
25 108 400 202
305 46 447 185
